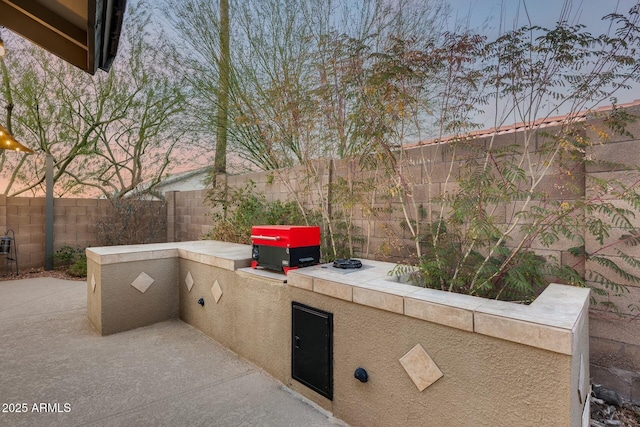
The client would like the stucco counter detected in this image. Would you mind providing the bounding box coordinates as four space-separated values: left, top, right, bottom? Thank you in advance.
87 242 591 426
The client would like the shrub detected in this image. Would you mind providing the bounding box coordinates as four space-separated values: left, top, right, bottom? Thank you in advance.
67 256 87 277
203 182 314 244
52 246 87 278
95 196 166 246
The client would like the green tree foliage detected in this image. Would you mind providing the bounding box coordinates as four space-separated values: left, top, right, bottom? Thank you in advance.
0 1 198 198
170 0 450 259
392 5 640 309
52 246 87 278
202 182 316 244
177 0 640 312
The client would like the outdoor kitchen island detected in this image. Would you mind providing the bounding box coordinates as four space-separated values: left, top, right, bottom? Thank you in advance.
87 240 590 427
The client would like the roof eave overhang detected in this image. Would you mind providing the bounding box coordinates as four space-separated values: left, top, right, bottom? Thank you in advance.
93 0 127 73
0 0 127 75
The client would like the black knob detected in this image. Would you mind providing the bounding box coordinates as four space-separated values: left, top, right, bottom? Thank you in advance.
197 298 205 306
354 367 368 383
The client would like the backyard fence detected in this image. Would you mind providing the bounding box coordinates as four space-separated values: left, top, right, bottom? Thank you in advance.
0 195 166 272
1 103 640 403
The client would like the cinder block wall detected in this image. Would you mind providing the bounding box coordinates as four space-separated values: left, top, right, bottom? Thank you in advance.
167 190 210 242
168 133 586 264
5 197 46 268
53 199 105 251
0 195 6 232
166 105 640 403
584 109 640 402
0 197 166 270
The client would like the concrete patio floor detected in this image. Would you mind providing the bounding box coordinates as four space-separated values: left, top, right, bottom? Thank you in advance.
0 277 344 426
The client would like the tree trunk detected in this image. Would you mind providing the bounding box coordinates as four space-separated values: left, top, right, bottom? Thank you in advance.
213 0 230 180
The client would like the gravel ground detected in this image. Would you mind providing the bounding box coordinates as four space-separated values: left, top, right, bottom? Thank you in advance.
591 396 640 426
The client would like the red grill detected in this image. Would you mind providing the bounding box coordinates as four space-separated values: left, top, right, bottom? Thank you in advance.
251 225 320 274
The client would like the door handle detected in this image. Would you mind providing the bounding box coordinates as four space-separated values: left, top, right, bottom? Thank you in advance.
294 336 301 349
250 235 281 241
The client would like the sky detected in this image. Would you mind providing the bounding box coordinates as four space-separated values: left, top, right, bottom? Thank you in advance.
2 0 640 194
447 0 633 37
444 0 640 127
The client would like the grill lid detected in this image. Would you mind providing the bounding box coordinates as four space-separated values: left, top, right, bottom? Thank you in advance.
251 225 320 248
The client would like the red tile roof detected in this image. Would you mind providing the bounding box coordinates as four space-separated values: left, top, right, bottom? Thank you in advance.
406 99 640 148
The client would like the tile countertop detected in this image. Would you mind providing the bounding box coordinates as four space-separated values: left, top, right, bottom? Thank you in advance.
287 260 590 355
86 243 590 355
86 241 253 271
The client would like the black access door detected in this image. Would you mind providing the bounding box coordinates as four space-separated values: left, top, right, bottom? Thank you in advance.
292 302 333 400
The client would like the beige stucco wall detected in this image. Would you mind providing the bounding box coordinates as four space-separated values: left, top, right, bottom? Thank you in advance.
161 106 640 403
288 286 573 427
87 242 589 426
179 262 290 382
86 260 101 332
178 261 577 426
571 303 590 426
87 257 179 335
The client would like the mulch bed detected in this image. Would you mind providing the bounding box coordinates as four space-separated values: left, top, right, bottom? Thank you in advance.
0 268 85 282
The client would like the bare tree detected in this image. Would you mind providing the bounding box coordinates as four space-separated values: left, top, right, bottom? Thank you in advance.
167 0 452 258
0 1 198 198
214 0 230 180
390 3 640 306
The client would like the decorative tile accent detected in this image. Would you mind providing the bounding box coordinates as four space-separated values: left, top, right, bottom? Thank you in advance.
131 272 154 294
211 280 223 303
399 344 443 392
91 273 96 293
185 271 194 292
